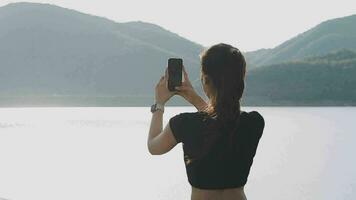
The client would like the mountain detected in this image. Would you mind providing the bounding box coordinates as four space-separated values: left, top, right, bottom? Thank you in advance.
0 2 204 106
244 49 356 106
0 2 355 106
246 14 356 68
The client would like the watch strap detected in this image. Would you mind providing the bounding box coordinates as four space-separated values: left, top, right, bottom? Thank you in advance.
155 103 165 111
151 102 165 113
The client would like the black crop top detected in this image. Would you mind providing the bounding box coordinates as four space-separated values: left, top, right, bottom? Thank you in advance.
169 110 265 189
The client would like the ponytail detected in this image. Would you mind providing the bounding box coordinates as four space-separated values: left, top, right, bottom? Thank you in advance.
188 43 246 162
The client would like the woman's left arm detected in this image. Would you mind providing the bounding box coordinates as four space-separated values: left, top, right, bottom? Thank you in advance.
147 69 178 155
147 110 178 155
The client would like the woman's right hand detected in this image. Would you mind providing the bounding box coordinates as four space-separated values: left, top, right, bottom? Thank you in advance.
174 65 196 102
175 66 207 110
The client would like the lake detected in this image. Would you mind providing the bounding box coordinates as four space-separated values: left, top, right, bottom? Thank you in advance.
0 107 355 200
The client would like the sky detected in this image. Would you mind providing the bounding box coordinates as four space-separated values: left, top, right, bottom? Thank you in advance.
1 0 355 51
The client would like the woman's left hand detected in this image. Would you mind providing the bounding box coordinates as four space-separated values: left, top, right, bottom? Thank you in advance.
155 68 176 105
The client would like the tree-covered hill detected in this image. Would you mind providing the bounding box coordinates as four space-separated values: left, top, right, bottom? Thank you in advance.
244 49 356 106
245 14 356 68
0 2 203 97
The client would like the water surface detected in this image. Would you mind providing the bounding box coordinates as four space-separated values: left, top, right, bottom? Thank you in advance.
0 107 355 200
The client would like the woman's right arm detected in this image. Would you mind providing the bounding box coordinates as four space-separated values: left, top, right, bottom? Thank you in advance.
174 65 208 111
190 93 208 111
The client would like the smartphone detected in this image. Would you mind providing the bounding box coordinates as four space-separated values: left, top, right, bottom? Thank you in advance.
168 58 183 91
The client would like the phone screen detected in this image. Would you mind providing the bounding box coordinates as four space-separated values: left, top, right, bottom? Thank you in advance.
168 58 183 91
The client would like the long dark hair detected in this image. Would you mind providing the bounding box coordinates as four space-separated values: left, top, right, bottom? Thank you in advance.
190 43 246 161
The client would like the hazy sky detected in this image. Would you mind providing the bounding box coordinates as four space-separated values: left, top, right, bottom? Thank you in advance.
1 0 355 51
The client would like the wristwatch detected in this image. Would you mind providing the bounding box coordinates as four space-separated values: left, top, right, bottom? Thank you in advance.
150 102 165 113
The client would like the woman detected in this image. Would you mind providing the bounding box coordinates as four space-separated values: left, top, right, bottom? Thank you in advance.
147 43 265 200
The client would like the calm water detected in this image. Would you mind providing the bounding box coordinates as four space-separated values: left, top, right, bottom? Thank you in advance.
0 107 355 200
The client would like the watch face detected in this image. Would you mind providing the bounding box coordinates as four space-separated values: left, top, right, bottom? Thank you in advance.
150 104 156 112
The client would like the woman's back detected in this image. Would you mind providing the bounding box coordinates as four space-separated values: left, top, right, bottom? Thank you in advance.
169 110 265 199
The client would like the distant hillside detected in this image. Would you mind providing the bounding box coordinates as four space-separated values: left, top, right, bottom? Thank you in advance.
244 49 356 106
1 2 355 106
246 14 356 68
0 2 204 105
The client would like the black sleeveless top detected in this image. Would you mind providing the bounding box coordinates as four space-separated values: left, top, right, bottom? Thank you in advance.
169 110 265 189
